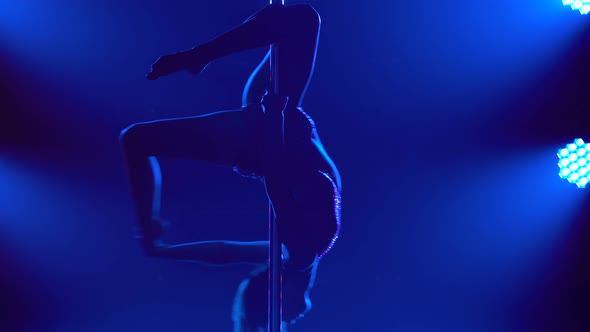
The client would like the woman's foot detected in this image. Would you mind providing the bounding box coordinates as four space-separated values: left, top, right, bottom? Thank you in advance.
146 51 209 80
150 216 170 239
138 217 170 253
147 54 184 80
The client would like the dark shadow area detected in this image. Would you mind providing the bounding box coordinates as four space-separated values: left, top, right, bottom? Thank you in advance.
516 200 590 332
481 24 590 149
0 233 61 332
0 57 65 151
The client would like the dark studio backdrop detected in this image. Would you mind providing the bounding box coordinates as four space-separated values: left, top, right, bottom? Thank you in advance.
1 0 590 331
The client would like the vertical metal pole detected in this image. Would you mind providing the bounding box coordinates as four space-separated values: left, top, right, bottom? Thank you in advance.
268 1 285 332
268 204 282 332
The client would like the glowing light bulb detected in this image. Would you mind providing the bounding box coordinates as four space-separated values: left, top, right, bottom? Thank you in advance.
559 149 569 157
558 139 589 188
560 158 571 167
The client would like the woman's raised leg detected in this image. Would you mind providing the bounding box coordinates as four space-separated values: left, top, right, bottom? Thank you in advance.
149 4 321 107
119 110 249 250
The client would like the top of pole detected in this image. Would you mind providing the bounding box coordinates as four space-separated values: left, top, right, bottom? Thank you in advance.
270 0 285 4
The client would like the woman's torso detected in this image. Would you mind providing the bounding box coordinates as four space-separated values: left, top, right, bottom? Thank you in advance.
263 107 341 265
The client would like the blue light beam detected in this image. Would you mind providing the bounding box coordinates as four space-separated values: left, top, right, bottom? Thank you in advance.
558 138 590 188
563 0 590 15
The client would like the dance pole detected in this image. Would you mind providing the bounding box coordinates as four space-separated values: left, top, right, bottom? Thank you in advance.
268 0 285 331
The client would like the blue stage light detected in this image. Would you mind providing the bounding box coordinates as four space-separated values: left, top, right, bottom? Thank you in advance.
563 0 590 15
558 138 590 188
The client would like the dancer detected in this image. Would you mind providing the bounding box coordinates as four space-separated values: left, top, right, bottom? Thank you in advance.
120 4 341 331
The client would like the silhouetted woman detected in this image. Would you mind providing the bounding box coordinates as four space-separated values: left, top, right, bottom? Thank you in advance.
120 4 341 331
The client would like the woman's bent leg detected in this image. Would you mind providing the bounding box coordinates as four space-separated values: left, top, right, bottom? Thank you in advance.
119 110 250 250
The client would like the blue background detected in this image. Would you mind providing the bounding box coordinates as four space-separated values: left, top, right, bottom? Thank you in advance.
1 1 590 331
